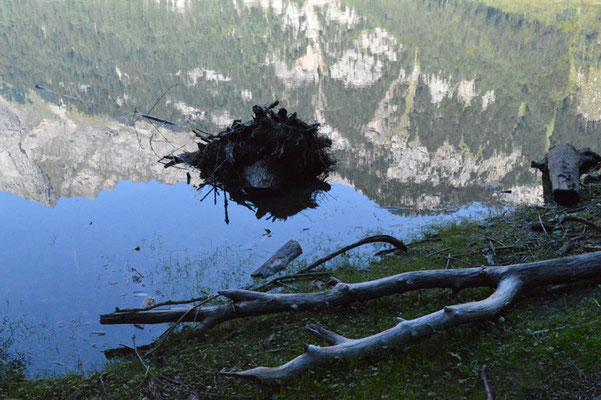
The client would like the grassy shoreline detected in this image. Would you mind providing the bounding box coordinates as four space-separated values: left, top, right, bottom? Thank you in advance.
4 187 601 399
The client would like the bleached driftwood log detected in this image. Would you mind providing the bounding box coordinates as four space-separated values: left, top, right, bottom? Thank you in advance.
222 277 522 384
220 251 601 384
531 144 601 206
101 251 601 332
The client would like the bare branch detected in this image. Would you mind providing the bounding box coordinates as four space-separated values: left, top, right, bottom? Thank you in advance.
101 251 601 328
298 235 408 273
562 215 601 234
305 323 349 345
221 276 522 384
480 365 493 400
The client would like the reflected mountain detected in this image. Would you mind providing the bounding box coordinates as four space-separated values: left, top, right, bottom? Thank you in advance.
0 0 600 211
0 95 196 207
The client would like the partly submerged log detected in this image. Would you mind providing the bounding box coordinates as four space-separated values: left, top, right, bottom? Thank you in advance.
163 102 335 222
101 235 407 326
252 240 303 279
531 144 601 206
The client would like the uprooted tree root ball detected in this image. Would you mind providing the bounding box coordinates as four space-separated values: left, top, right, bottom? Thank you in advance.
163 101 336 191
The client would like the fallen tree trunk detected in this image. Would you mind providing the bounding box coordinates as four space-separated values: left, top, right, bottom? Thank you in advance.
531 144 601 206
101 251 601 331
220 251 601 384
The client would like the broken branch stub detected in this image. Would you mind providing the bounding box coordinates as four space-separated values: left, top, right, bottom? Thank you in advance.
531 144 601 206
251 240 303 279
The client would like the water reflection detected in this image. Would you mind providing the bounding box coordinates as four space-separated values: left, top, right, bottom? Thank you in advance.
0 0 600 374
1 0 600 209
196 179 332 222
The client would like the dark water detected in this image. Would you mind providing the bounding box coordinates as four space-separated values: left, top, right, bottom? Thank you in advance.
0 0 600 374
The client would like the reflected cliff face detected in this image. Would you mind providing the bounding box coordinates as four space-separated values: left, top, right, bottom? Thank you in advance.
1 0 600 212
0 95 197 207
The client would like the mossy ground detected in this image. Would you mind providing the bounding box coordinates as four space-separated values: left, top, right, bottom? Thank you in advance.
4 185 601 399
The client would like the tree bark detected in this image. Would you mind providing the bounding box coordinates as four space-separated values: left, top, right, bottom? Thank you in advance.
221 250 601 384
547 144 581 205
531 144 601 206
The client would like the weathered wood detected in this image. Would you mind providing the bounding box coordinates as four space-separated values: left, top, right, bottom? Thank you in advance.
531 145 601 206
579 148 601 174
547 144 581 205
298 235 408 273
221 251 601 384
242 160 282 190
221 276 523 384
163 102 335 190
100 251 601 329
251 240 303 278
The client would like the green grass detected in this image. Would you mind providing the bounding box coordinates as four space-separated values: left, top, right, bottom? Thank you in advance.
5 186 601 399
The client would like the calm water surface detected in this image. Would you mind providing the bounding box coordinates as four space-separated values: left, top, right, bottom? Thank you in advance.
0 0 600 374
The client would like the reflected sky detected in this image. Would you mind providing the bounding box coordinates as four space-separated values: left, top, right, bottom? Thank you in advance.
0 179 490 374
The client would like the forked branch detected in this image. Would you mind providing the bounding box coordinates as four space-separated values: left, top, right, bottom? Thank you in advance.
215 251 601 384
221 276 522 384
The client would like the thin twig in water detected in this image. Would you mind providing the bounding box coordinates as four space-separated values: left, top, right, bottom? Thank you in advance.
132 335 151 377
147 83 184 117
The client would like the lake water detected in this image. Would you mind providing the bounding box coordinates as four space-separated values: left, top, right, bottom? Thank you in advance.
0 0 600 375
